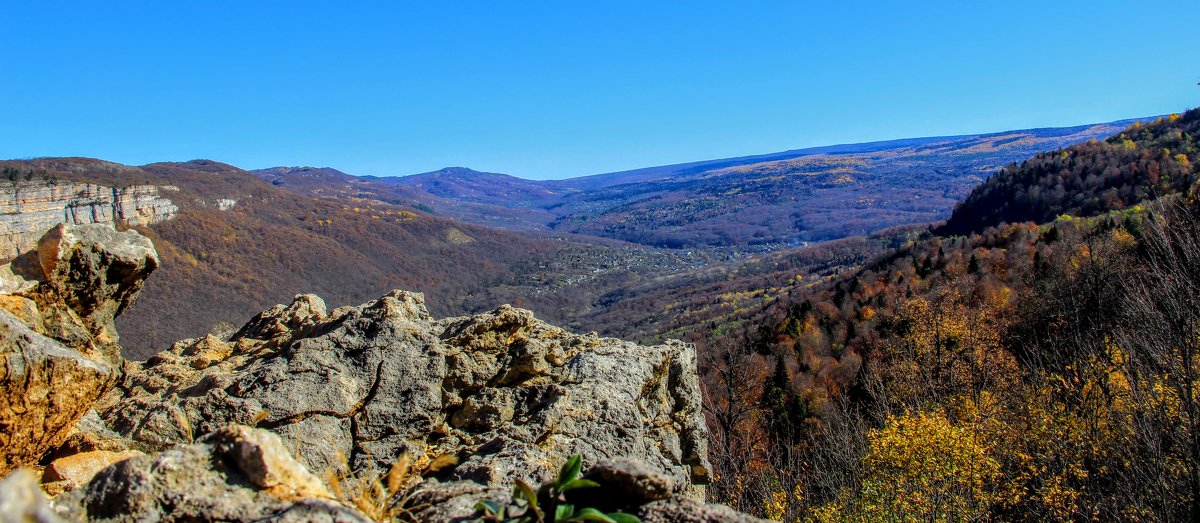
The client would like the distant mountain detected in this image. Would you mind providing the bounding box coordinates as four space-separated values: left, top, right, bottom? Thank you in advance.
260 118 1152 248
390 167 569 206
255 166 562 231
0 116 1162 356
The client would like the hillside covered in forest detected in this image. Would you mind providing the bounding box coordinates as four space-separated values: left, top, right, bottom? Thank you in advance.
701 108 1200 521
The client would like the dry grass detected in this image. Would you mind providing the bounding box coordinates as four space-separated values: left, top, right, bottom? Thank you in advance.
325 451 458 522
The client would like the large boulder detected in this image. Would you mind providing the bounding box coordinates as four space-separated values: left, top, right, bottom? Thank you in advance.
100 290 712 498
25 223 159 366
0 224 157 475
0 311 110 475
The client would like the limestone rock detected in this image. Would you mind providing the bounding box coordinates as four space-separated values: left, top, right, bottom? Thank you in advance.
45 410 140 466
0 311 110 475
102 289 711 497
75 425 362 522
0 181 176 263
41 450 143 494
204 425 331 501
0 223 156 475
638 496 771 523
568 457 675 512
401 481 507 523
0 470 65 523
28 223 159 365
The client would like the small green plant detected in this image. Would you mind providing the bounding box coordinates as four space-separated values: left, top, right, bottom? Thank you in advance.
473 455 639 523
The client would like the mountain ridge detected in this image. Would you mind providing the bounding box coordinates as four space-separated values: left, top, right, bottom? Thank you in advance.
257 117 1153 248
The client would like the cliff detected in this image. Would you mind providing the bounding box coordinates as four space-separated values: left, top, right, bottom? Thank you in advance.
0 181 177 262
0 223 763 522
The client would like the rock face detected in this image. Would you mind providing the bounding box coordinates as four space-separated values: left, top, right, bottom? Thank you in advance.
101 290 712 497
0 312 111 475
0 222 764 520
0 181 176 262
38 425 363 523
0 224 158 475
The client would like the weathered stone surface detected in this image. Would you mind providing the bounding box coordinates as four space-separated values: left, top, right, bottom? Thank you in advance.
73 425 362 523
399 460 766 523
0 470 65 523
101 290 711 496
0 311 110 475
48 410 139 460
568 457 675 512
0 181 176 263
0 223 156 475
639 496 771 523
40 450 143 494
206 425 331 501
402 480 507 523
27 223 159 365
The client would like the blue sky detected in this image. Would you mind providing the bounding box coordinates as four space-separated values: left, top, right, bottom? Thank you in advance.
1 1 1197 180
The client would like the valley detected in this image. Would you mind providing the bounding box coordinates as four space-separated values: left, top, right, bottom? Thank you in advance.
0 118 1147 358
5 3 1199 521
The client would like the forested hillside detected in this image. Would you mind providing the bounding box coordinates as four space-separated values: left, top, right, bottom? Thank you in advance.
0 158 579 356
704 109 1200 521
940 109 1199 235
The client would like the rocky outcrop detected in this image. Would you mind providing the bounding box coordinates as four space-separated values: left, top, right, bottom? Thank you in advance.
0 312 111 475
101 291 712 496
0 181 176 262
0 223 157 475
0 222 764 520
24 224 161 365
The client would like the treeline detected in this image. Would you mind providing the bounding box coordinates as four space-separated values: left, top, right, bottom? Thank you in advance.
940 110 1199 236
702 107 1200 521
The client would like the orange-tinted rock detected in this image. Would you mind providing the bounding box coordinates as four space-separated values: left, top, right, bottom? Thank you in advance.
41 450 142 491
0 311 110 475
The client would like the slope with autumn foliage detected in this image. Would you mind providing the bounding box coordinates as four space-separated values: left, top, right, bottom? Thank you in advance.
703 108 1200 521
939 109 1200 236
0 158 579 357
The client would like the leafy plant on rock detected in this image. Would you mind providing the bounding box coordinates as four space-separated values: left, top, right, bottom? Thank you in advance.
473 455 640 523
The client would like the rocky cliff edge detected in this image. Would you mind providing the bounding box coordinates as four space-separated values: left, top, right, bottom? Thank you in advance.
0 224 763 522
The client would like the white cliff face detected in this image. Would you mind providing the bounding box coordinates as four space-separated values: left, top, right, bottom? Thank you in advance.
0 181 177 261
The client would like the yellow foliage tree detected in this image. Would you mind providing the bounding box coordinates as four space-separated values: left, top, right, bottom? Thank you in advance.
817 410 1000 522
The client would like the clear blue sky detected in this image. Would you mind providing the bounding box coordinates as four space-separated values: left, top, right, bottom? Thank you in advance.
1 1 1197 180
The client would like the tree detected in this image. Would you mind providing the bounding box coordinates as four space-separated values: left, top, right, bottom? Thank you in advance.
700 336 766 512
817 410 1000 522
760 356 807 451
1116 199 1200 519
